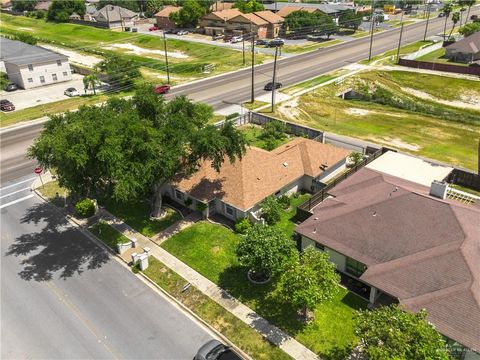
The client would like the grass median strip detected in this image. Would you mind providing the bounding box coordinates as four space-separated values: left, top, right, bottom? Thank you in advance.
142 257 292 360
90 221 131 248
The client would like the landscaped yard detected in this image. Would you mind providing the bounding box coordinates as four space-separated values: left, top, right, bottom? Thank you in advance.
161 213 365 358
239 124 294 150
99 197 182 238
416 47 470 67
89 221 131 248
274 70 480 170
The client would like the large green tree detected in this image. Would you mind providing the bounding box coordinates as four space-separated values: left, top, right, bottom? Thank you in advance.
169 0 206 27
235 224 298 279
47 0 85 22
97 0 140 12
448 12 461 39
284 10 338 38
338 9 363 31
28 85 246 217
458 0 475 26
233 0 264 14
441 2 454 39
279 247 339 322
459 21 480 36
260 196 282 225
356 305 451 360
95 54 140 88
12 0 37 12
83 74 100 95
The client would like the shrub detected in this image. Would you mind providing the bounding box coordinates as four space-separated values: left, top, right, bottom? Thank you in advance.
75 198 96 218
196 202 207 212
260 196 281 225
278 194 291 210
226 112 240 120
131 262 141 274
261 120 287 141
184 197 193 207
235 218 253 234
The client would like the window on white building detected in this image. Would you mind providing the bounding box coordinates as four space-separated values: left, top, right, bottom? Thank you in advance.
52 73 57 81
39 76 45 84
63 71 68 76
175 189 183 200
56 60 62 66
28 64 33 71
27 78 33 83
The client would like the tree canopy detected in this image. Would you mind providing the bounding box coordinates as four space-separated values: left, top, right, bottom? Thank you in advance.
260 196 282 225
235 224 298 277
459 21 480 37
356 305 451 360
28 84 247 204
12 0 37 12
338 9 363 31
95 54 140 89
170 0 206 27
233 0 264 14
279 247 339 322
47 0 85 22
97 0 140 12
284 10 338 38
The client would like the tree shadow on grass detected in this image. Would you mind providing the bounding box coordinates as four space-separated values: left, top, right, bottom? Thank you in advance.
6 201 109 282
218 265 308 337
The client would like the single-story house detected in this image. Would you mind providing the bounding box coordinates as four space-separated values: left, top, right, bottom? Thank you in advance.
0 37 72 89
90 5 139 29
445 32 480 64
296 165 480 359
266 2 352 23
162 138 350 221
155 6 181 30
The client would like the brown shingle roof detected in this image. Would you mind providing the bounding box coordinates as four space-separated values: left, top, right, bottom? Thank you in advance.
296 167 480 351
254 10 284 24
231 13 269 26
276 6 316 18
446 32 480 55
173 138 349 211
155 6 181 17
209 1 234 11
206 9 243 21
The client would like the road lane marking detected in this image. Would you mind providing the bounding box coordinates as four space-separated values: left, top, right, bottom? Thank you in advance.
0 187 31 199
0 177 36 191
0 194 34 209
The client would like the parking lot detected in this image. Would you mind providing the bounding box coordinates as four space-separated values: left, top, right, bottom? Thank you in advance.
0 74 103 111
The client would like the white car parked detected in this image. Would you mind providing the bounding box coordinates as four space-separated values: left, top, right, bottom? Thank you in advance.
64 87 80 97
231 36 243 43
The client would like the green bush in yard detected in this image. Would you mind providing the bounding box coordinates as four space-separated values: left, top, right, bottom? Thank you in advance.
235 218 253 234
75 198 95 218
260 196 282 225
278 194 291 210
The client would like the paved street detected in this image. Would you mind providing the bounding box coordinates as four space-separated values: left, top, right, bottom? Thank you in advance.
1 182 214 359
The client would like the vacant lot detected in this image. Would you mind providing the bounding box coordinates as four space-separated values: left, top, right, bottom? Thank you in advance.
276 70 480 170
0 14 268 81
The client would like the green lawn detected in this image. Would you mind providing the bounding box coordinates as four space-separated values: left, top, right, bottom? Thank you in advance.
275 194 311 237
143 257 292 360
0 14 269 80
99 197 182 237
89 221 131 248
416 47 470 67
37 180 68 207
361 40 435 64
282 39 344 54
161 220 365 357
283 74 337 95
273 70 480 170
239 124 293 150
242 100 269 111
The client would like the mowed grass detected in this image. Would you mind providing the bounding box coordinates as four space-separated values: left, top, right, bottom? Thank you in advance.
282 39 344 54
273 70 480 170
361 40 435 64
99 197 182 237
239 124 293 150
0 14 269 78
90 221 131 248
161 221 365 357
142 257 292 360
416 47 470 67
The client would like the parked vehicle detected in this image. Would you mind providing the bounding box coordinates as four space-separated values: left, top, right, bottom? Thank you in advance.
223 34 233 42
5 83 18 92
255 39 268 46
438 12 445 17
132 27 138 32
125 26 131 32
0 99 15 112
149 26 159 31
212 33 224 40
194 340 242 360
154 84 170 94
231 36 243 43
176 30 188 35
471 14 478 20
268 38 285 47
264 82 282 91
64 87 80 97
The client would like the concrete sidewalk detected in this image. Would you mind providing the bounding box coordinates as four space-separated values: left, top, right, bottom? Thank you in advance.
151 212 202 245
100 209 319 360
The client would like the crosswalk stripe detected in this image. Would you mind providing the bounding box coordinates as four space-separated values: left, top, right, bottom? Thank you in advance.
0 194 35 209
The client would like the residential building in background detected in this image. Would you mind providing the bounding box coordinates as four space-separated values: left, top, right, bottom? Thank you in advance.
0 37 71 89
84 5 139 29
155 6 181 30
445 33 480 64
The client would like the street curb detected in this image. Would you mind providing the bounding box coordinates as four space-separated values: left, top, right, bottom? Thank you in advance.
32 180 253 360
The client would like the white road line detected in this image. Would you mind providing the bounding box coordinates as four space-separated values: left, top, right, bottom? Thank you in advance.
0 177 36 192
0 194 34 209
0 187 31 199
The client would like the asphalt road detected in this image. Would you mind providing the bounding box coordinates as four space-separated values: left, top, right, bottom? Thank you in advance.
1 183 214 359
1 9 478 185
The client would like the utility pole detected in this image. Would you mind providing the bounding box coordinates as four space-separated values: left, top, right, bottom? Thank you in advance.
271 45 279 113
250 26 255 103
368 0 375 62
118 7 124 32
396 23 404 63
163 31 170 84
242 33 246 66
423 3 431 41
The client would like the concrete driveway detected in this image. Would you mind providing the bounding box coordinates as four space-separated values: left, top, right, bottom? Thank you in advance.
0 74 101 111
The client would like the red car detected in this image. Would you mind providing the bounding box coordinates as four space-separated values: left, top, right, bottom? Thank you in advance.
149 26 159 31
0 99 15 112
154 85 170 94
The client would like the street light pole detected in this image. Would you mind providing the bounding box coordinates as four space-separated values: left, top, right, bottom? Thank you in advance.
423 3 431 41
396 22 404 63
163 31 170 84
242 34 246 66
368 0 376 62
251 26 255 103
271 45 279 113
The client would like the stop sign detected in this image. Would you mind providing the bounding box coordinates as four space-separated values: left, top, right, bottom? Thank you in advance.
34 167 43 175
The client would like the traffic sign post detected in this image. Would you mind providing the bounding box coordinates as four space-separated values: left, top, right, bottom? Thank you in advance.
34 167 44 188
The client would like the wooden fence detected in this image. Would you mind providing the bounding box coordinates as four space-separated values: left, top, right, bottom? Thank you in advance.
398 59 480 76
446 169 480 191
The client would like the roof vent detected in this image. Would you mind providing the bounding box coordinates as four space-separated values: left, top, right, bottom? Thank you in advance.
314 217 318 220
430 180 448 200
372 211 377 217
283 162 288 167
313 227 317 233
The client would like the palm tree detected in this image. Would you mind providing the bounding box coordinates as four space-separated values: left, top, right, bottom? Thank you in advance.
463 0 476 25
83 74 99 95
441 2 453 40
448 12 461 40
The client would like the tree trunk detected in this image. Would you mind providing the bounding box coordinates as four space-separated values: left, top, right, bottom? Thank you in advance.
302 305 308 323
443 17 448 39
448 24 455 40
93 84 96 95
466 6 471 25
150 181 166 218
